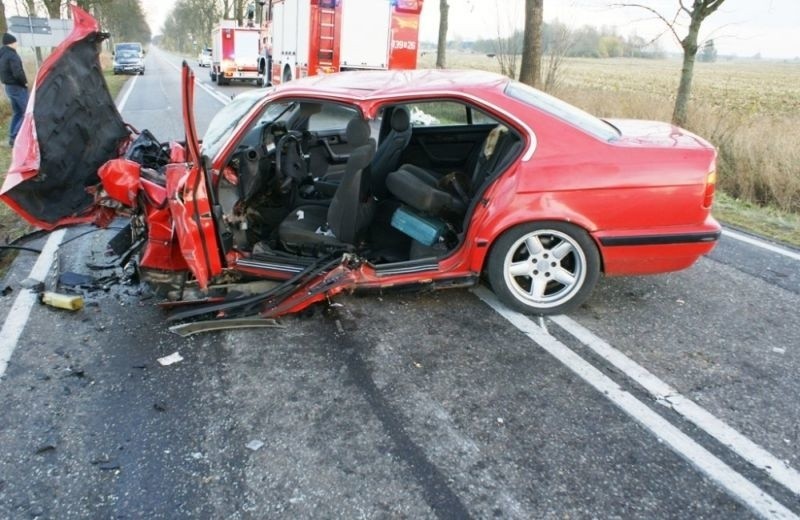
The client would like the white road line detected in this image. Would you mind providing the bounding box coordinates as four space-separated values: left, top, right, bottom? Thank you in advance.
155 49 232 106
723 228 800 262
473 287 798 520
116 73 139 112
549 313 800 497
0 229 66 378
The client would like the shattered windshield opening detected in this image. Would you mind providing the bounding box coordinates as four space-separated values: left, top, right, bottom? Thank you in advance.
201 90 268 159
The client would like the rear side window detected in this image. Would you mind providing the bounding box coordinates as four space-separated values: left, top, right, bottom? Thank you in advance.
407 101 498 127
505 81 619 141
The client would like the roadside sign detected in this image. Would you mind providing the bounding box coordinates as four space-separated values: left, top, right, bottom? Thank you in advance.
6 16 72 48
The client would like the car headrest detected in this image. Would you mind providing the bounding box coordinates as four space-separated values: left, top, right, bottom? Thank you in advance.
346 117 371 147
483 125 509 157
299 102 322 117
390 106 410 133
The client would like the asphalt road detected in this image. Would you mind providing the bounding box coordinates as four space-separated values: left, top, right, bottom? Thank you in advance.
0 48 798 519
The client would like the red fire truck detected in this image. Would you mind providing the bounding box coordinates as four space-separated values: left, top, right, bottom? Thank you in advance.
265 0 424 85
210 20 265 86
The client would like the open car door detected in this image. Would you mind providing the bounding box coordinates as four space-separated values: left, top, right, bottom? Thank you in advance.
164 64 224 288
0 5 129 230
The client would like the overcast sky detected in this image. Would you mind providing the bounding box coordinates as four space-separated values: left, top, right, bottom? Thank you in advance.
137 0 799 59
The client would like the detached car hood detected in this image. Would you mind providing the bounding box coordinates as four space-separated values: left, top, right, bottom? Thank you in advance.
0 5 130 230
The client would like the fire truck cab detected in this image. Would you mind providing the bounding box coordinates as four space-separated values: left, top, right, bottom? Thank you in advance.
267 0 424 85
210 20 265 86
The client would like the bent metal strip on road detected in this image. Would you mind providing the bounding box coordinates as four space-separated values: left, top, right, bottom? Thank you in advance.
473 286 798 520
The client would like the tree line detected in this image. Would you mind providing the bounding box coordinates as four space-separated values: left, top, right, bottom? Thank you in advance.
0 0 151 44
160 0 257 53
447 22 667 60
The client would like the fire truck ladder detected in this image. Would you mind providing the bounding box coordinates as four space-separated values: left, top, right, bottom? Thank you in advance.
317 6 336 70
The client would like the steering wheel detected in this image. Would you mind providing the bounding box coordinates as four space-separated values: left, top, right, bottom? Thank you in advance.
275 131 308 192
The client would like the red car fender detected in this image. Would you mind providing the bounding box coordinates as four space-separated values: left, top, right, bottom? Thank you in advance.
138 177 188 271
98 159 141 207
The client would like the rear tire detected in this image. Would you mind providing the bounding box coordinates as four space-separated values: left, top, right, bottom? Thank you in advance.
283 65 292 83
210 70 217 82
487 221 600 315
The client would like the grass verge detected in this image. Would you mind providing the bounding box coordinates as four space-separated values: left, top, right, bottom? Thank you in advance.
713 193 800 248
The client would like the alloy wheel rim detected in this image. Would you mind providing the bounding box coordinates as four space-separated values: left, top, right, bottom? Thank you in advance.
502 229 587 308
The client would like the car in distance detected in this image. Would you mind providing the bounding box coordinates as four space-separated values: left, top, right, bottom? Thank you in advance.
198 47 212 67
1 6 721 321
112 41 144 75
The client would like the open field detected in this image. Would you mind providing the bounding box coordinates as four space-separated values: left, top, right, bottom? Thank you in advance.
420 53 800 217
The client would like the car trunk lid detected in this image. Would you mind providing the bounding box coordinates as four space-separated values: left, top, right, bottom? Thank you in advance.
607 118 714 151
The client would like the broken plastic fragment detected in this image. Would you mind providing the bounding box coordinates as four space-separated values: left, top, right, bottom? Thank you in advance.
58 272 95 288
41 292 84 311
246 440 264 451
157 352 184 366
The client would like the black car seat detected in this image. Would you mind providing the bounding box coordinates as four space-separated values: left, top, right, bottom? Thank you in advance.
385 125 517 218
278 117 376 253
370 105 412 199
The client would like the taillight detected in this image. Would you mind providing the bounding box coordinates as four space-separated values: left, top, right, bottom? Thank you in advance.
703 170 717 208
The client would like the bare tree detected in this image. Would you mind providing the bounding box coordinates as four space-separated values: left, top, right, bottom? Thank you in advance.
233 0 247 26
219 0 233 19
490 0 520 79
617 0 727 126
436 0 448 68
21 0 36 15
41 0 62 18
518 0 543 87
543 22 574 92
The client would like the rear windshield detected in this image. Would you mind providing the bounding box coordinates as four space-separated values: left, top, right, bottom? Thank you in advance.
116 43 141 53
505 81 620 141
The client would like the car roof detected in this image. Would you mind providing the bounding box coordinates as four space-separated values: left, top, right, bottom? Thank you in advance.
275 69 511 100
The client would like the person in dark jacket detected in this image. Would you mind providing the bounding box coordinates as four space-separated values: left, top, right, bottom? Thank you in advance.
0 33 29 146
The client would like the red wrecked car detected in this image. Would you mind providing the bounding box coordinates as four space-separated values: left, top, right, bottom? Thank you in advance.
1 6 720 326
